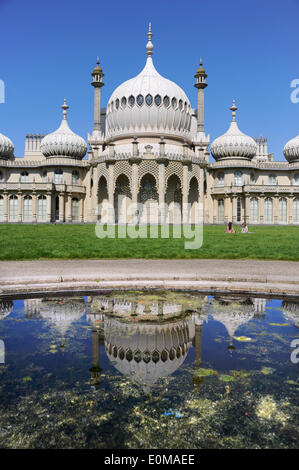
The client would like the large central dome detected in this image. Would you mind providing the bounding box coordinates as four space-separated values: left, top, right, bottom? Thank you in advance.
105 25 192 140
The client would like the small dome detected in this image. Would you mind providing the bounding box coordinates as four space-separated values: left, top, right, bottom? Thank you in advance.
211 101 257 161
195 59 206 76
0 132 14 159
40 99 87 158
283 134 299 162
106 25 192 140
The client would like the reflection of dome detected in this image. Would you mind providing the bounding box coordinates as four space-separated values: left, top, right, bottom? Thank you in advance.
208 297 255 340
282 301 299 327
104 316 195 392
0 132 14 159
0 301 13 319
39 298 86 336
283 134 299 163
211 101 257 161
106 25 192 141
40 100 87 159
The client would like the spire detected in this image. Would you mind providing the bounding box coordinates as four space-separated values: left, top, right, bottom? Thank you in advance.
61 98 69 120
230 99 237 122
146 22 153 56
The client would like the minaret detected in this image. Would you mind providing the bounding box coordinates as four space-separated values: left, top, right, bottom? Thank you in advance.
90 57 104 139
194 59 207 134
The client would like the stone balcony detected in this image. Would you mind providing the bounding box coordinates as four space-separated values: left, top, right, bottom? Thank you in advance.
211 184 299 195
0 182 86 194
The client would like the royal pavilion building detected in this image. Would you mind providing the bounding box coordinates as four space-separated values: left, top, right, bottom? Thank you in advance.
1 25 299 225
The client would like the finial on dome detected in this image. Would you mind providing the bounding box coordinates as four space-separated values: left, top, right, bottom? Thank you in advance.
230 99 238 121
146 22 153 56
61 98 69 120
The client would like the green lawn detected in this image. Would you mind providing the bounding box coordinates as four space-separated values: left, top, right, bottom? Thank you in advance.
0 224 298 261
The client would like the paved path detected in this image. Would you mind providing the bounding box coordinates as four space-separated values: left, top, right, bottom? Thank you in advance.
0 259 298 297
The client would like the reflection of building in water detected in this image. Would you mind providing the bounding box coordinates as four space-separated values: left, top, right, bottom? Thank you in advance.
24 298 86 339
252 298 266 317
88 295 191 318
0 301 13 319
208 296 255 349
24 299 42 318
88 311 206 393
282 301 299 328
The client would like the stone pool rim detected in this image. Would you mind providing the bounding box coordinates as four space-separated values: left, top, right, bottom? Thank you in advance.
0 259 299 299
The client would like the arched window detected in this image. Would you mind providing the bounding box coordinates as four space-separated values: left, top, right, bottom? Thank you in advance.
264 197 273 223
71 197 79 221
0 172 3 182
9 195 18 221
72 170 79 185
293 198 299 223
269 174 277 185
234 171 242 186
0 196 3 221
237 197 242 222
218 199 224 223
250 197 258 223
217 172 224 186
294 174 299 186
55 169 63 184
21 171 29 183
23 195 32 222
38 195 47 221
279 197 287 223
42 171 47 182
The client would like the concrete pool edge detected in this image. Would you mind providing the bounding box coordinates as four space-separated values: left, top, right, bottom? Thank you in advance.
0 258 299 298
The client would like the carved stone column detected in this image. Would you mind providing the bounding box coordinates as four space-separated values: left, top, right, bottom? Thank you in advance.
273 195 279 224
232 195 237 224
3 192 8 222
182 162 189 224
59 193 65 223
91 164 99 222
245 193 250 224
66 193 72 223
80 196 84 223
46 192 52 223
213 197 217 224
18 192 22 222
288 196 293 224
224 195 229 224
107 161 115 223
259 195 264 223
32 193 37 223
157 158 167 224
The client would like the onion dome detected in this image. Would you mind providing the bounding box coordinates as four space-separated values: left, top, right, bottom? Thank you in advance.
282 301 299 328
0 301 13 319
106 24 192 140
0 132 14 159
210 101 257 161
40 99 87 158
195 59 207 78
104 317 193 393
283 134 299 163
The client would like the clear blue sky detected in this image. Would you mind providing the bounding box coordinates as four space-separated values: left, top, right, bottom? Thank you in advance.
0 0 298 160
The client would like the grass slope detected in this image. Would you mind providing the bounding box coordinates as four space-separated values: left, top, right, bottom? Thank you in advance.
0 224 298 261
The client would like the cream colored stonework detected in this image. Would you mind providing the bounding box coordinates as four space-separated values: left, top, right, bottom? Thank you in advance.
1 28 299 226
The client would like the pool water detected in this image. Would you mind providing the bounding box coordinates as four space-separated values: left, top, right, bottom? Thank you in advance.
0 291 298 449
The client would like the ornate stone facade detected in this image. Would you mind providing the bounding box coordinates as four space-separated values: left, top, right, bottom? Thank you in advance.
1 26 299 226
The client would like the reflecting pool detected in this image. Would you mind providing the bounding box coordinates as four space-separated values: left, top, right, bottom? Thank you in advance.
0 291 298 448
